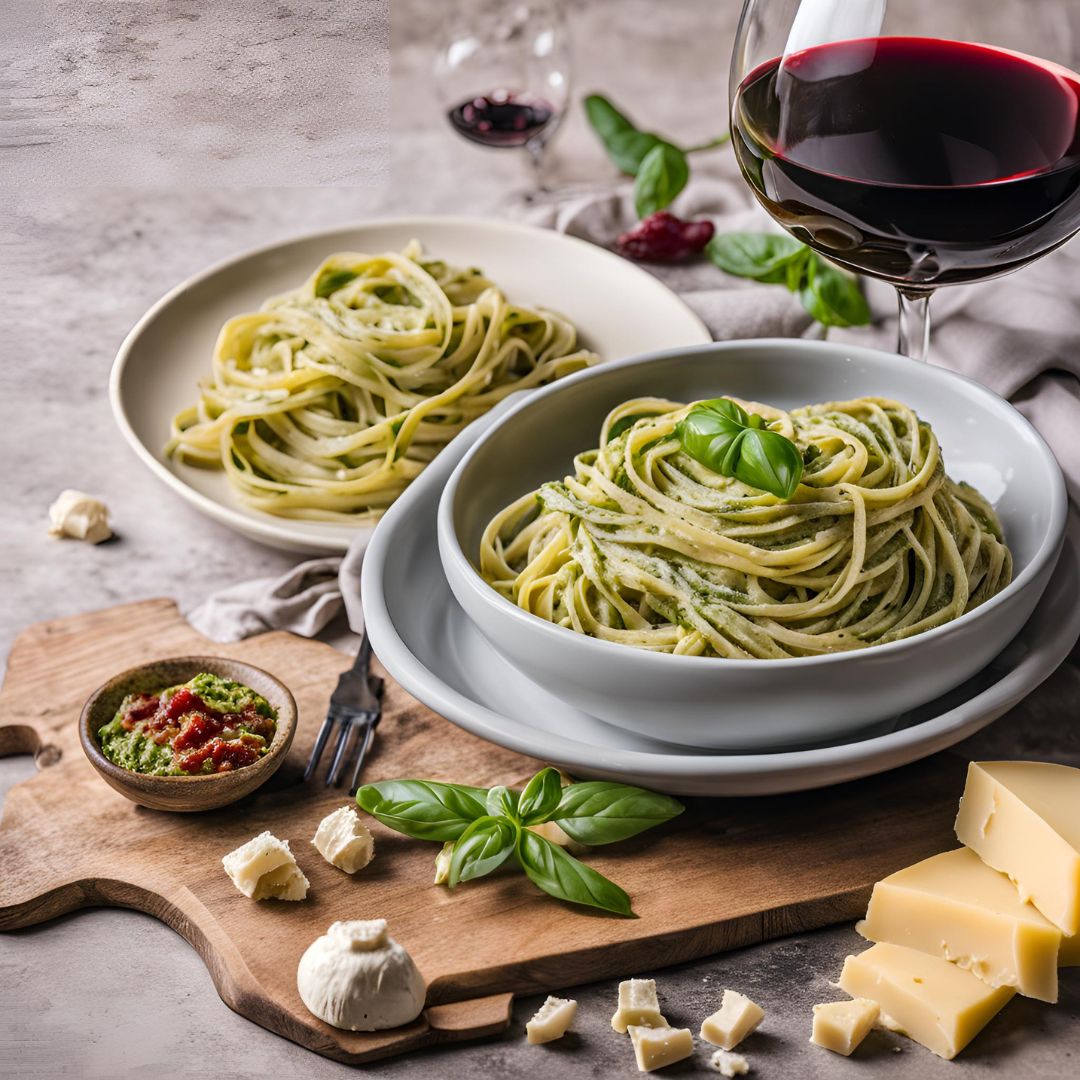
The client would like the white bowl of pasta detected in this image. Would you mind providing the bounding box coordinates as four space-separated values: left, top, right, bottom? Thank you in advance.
437 340 1067 750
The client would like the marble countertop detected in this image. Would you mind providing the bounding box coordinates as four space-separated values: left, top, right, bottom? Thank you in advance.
2 1 1079 1076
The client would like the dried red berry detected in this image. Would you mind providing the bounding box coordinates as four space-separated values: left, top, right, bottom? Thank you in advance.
617 212 715 262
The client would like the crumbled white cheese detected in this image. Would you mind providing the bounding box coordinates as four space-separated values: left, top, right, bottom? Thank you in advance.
612 978 666 1033
312 806 374 873
222 831 308 900
47 490 111 544
526 995 577 1044
710 1049 751 1076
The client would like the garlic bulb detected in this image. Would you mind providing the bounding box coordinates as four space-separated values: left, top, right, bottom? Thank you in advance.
296 919 425 1031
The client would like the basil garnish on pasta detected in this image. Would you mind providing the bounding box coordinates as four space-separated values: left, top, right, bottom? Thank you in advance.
677 398 803 499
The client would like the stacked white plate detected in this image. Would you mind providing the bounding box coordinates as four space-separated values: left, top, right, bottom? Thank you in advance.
363 347 1080 796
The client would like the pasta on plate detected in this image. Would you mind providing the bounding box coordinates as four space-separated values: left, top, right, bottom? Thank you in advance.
166 242 596 522
480 396 1012 658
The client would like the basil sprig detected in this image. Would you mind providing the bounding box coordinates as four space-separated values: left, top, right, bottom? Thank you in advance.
707 232 870 329
677 398 804 500
584 93 727 218
357 768 684 916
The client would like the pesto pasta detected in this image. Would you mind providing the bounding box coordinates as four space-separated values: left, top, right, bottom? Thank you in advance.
480 396 1012 658
166 243 596 521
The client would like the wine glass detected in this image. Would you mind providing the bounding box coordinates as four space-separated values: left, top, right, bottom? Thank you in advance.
435 0 572 190
729 0 1080 358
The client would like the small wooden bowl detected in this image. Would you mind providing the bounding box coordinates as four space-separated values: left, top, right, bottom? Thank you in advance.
79 656 297 812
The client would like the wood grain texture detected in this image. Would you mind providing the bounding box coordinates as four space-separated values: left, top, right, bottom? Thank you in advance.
0 600 965 1063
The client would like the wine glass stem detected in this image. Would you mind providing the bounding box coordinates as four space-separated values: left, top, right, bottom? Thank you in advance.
525 140 549 194
896 287 932 361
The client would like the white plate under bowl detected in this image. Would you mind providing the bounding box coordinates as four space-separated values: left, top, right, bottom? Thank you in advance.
109 216 710 555
439 341 1066 750
362 407 1080 796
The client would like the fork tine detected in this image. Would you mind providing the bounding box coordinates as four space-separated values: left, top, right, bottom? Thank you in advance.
303 713 336 782
325 715 353 787
347 720 377 796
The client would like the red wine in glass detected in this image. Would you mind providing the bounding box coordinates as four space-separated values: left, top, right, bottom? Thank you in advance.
447 91 558 149
732 37 1080 287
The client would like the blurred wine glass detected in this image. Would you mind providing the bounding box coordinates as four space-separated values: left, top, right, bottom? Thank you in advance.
435 0 572 189
730 0 1080 359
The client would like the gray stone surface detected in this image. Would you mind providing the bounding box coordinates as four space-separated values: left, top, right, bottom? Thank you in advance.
2 1 1080 1076
2 0 389 186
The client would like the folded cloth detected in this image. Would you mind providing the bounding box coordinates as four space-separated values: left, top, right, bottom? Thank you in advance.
187 172 1080 642
187 558 344 643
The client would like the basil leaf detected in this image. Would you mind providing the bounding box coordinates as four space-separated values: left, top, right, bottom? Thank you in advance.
356 780 488 841
584 94 664 175
584 93 635 141
517 768 563 825
517 830 634 916
607 129 665 175
675 398 751 480
551 782 685 846
799 255 871 328
706 232 807 284
736 428 804 501
314 268 359 298
448 816 517 888
634 142 689 217
677 399 804 500
485 784 519 819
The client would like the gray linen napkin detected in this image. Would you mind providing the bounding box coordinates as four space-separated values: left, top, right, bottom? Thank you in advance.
186 176 1080 642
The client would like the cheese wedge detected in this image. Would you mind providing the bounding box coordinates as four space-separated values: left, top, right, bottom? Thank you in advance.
222 831 309 901
526 995 577 1044
954 760 1080 935
628 1025 693 1072
810 999 879 1056
1061 932 1080 967
312 806 375 873
839 943 1014 1060
611 978 666 1033
857 847 1061 1002
700 989 764 1050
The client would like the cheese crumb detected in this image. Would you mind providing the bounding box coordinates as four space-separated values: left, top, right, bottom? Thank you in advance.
628 1025 693 1072
811 999 879 1056
47 490 111 544
700 989 764 1050
710 1049 750 1076
312 807 374 873
526 995 577 1044
612 978 666 1033
223 831 308 900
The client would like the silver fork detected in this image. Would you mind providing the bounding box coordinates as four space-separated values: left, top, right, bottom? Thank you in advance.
303 632 384 794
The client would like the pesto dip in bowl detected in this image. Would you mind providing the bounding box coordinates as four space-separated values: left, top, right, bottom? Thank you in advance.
98 672 277 776
80 656 296 812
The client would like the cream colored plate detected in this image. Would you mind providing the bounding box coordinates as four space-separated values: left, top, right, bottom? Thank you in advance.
109 216 710 554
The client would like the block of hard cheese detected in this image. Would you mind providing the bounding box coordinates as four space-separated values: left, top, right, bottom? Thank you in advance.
1061 932 1080 967
955 761 1080 935
857 847 1061 1002
840 943 1014 1060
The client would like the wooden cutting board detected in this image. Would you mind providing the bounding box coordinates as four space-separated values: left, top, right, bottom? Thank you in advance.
0 599 965 1064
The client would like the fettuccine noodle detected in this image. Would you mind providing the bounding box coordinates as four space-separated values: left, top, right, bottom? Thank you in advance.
166 243 596 521
480 396 1012 658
